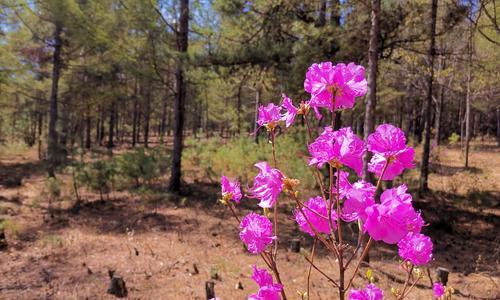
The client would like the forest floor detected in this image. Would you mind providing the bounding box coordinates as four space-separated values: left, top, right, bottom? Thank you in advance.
0 141 499 300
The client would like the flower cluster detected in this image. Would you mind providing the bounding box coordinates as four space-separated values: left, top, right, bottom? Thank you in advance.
294 196 337 236
220 175 242 204
308 126 365 175
304 62 367 112
248 162 284 208
433 282 445 299
348 284 384 300
367 124 415 180
219 61 435 300
239 212 275 254
248 265 283 300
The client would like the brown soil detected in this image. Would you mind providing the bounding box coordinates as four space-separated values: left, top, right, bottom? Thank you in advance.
0 141 499 300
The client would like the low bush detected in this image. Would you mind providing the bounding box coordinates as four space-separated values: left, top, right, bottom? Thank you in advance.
183 127 317 190
115 147 170 188
76 159 116 201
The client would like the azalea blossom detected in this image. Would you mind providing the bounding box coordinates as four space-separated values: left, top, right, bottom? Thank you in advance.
248 162 284 208
367 124 415 180
364 187 423 244
380 185 424 233
248 265 283 300
304 62 367 111
294 196 337 236
330 170 351 200
239 212 275 254
398 232 433 265
220 175 242 204
280 94 297 128
342 180 376 222
257 103 282 129
433 282 445 298
308 127 365 175
380 184 412 205
348 283 384 300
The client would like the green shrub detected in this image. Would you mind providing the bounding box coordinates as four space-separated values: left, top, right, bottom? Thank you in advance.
448 132 460 145
76 159 116 201
183 129 316 190
115 147 169 187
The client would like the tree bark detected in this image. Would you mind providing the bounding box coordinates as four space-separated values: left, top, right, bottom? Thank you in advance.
143 86 151 148
47 23 63 177
86 103 91 149
419 0 438 193
360 0 381 265
362 0 380 183
496 107 500 147
254 86 261 144
330 0 341 26
107 101 115 150
464 22 473 168
168 0 189 192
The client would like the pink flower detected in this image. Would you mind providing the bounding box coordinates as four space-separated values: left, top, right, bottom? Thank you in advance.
239 212 275 254
257 103 282 128
348 283 384 300
304 62 367 111
364 186 423 244
380 184 412 205
331 170 351 200
367 124 415 180
280 94 297 128
248 265 283 300
294 196 337 236
248 162 284 208
433 282 445 298
342 180 376 222
221 175 242 204
398 232 433 265
308 127 365 176
380 185 424 233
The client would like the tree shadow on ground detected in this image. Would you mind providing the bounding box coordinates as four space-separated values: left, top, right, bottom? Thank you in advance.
0 160 46 187
430 163 482 176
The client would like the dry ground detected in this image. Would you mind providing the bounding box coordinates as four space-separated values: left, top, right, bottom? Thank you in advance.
0 141 499 300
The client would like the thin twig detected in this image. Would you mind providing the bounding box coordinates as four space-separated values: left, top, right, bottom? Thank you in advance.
307 238 317 297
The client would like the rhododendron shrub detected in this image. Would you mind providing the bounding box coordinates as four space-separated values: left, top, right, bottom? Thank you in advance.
220 62 435 300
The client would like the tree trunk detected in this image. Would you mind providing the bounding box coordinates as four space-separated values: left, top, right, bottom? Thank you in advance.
86 104 91 149
496 107 500 147
160 92 167 140
99 106 105 146
47 23 63 177
330 0 341 26
107 101 115 150
37 109 43 160
362 0 380 183
419 0 438 193
132 96 138 147
143 87 151 148
254 86 261 144
360 0 381 266
316 0 327 27
168 0 189 192
464 23 473 168
334 111 342 130
434 80 444 145
60 94 70 150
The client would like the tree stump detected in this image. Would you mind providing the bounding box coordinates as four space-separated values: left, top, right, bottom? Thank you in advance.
290 238 301 253
0 228 7 250
107 270 128 298
436 267 449 286
205 281 215 300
